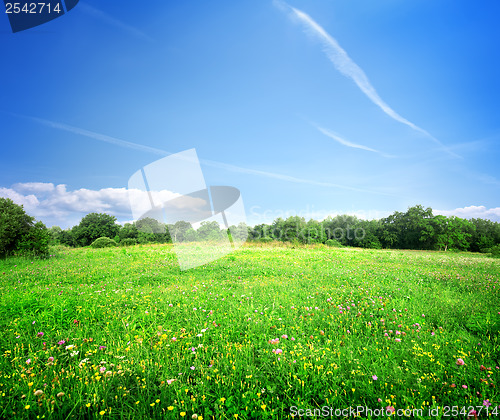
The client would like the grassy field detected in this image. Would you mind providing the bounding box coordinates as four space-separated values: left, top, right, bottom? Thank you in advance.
0 243 499 419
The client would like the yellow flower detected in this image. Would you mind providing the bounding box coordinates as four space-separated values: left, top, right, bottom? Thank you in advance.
180 413 186 417
25 405 30 410
99 411 105 416
150 403 155 407
86 403 91 408
234 415 239 419
167 406 174 411
261 404 266 410
156 399 160 403
220 397 226 403
135 401 140 405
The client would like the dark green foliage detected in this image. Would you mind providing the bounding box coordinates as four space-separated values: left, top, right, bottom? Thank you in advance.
120 238 137 247
325 239 342 247
72 213 120 247
90 237 118 248
0 198 50 257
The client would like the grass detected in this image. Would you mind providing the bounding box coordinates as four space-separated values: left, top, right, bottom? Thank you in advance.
0 242 499 419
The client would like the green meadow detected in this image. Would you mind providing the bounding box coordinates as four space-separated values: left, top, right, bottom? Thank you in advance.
0 243 499 419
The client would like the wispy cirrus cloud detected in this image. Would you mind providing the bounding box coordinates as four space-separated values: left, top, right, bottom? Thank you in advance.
315 126 395 158
15 114 396 197
276 1 459 158
79 3 154 43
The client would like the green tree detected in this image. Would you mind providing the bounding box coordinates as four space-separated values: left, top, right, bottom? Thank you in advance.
432 215 474 251
0 198 50 256
72 213 120 247
196 221 222 241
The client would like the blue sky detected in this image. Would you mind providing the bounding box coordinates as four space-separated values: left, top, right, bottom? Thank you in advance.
1 0 499 228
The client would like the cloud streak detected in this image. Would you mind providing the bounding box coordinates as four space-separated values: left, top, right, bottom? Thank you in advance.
79 3 154 43
17 114 396 197
277 1 459 158
315 126 395 158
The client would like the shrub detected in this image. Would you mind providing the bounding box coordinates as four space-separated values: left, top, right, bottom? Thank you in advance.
487 244 500 258
90 237 118 248
259 237 274 243
325 239 343 247
0 198 50 257
120 238 137 247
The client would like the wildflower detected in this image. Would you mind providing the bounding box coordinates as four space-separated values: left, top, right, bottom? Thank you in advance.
483 400 491 407
57 392 64 398
48 356 54 362
180 413 186 417
450 384 456 388
34 390 43 396
377 398 382 402
99 346 106 350
281 334 288 339
190 366 195 370
395 338 401 342
372 375 378 381
58 340 65 345
26 359 31 365
261 404 266 410
65 345 75 350
462 385 468 389
272 348 283 354
25 405 30 410
172 337 177 342
220 397 226 403
167 379 176 385
37 332 44 337
386 406 395 414
100 411 105 415
100 367 106 373
167 406 174 410
456 358 465 366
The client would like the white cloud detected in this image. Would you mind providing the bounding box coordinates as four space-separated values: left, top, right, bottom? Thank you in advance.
435 206 500 222
79 3 154 43
0 183 136 228
277 1 459 158
17 114 394 197
316 126 395 158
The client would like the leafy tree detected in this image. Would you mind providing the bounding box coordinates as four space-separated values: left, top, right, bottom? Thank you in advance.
0 198 50 256
169 221 193 242
49 226 63 245
432 215 474 251
280 216 306 242
197 221 222 241
469 218 500 252
72 213 120 247
119 223 139 241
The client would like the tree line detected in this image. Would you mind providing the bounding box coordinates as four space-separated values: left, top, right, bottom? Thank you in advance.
1 197 499 257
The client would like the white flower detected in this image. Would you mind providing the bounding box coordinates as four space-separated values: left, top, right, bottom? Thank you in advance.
65 345 75 350
70 351 79 357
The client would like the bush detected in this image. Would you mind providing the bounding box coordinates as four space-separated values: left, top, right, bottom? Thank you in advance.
90 237 118 248
326 239 343 247
0 198 50 257
120 238 137 247
259 237 274 243
487 245 500 258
